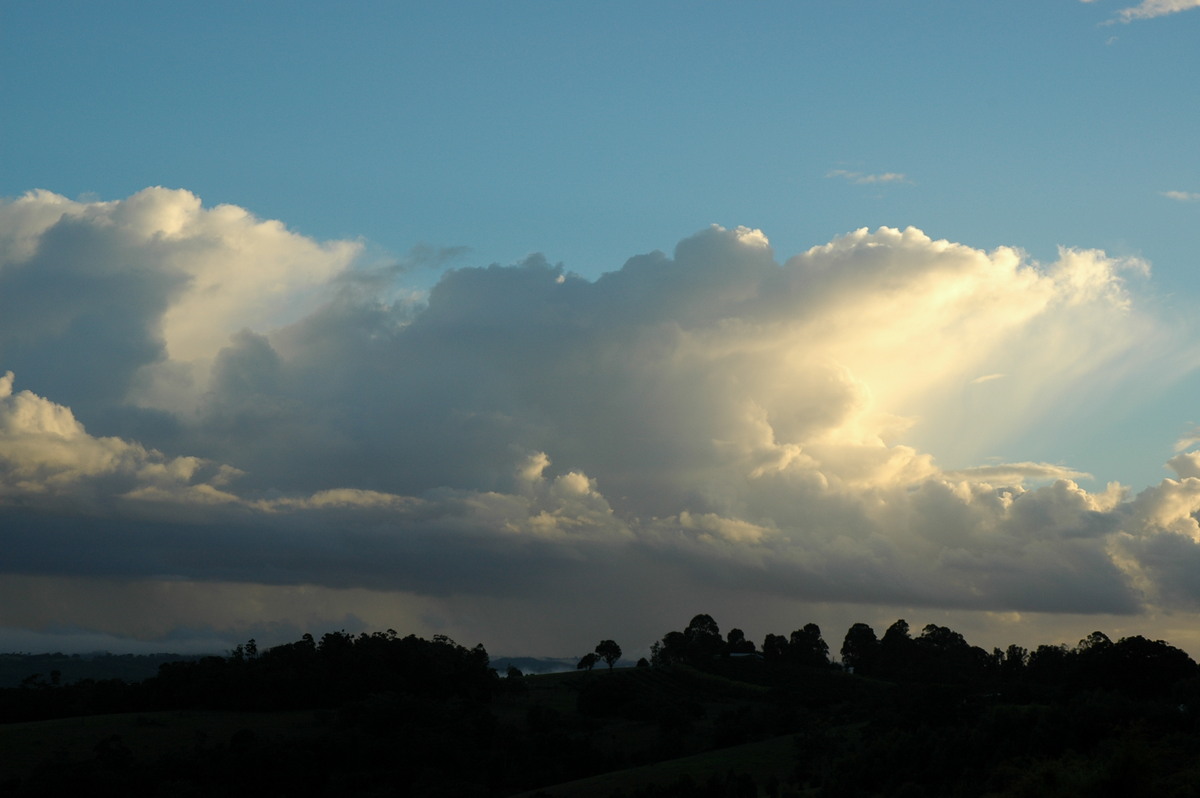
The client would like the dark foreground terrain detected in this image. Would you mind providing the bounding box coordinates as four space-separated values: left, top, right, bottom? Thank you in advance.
3 618 1200 796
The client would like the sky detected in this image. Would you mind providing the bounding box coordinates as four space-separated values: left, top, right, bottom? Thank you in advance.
2 0 1200 660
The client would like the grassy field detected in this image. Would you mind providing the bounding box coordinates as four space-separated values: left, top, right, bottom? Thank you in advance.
509 733 800 797
0 709 317 786
0 663 843 795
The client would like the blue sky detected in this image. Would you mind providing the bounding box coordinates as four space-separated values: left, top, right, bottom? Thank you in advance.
2 1 1200 658
7 2 1197 274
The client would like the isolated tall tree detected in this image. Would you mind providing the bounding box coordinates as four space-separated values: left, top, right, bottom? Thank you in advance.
595 640 622 670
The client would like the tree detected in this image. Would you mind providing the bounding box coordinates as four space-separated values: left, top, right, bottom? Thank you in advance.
684 614 724 661
881 619 910 646
229 638 258 663
595 640 622 670
1111 635 1197 695
726 628 755 654
840 623 880 674
1026 643 1070 684
1079 635 1197 697
577 652 599 671
685 614 720 641
789 623 829 667
762 633 789 662
998 644 1028 680
652 631 688 666
1077 630 1113 653
916 623 989 680
878 619 915 676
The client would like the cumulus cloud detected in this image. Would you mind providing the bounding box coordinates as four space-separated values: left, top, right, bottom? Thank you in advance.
0 371 238 504
0 187 359 421
1167 452 1200 479
3 187 1200 652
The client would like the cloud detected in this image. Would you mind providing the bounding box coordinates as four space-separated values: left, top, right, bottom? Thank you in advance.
0 187 359 421
3 188 1200 653
1086 0 1200 21
1167 451 1200 479
0 371 239 504
942 463 1093 485
1118 0 1200 20
1163 190 1200 202
1175 427 1200 451
827 169 912 185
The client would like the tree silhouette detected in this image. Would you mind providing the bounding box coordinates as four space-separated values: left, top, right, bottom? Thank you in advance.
686 613 719 638
684 614 724 661
577 652 599 671
789 623 830 667
651 631 688 666
762 633 789 662
840 622 880 674
997 643 1028 680
595 640 622 670
726 628 755 654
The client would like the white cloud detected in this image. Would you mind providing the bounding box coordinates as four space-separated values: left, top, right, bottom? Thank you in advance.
1167 451 1200 479
1163 190 1200 202
827 169 912 185
0 371 238 503
0 188 360 420
1175 427 1200 451
5 189 1200 653
942 462 1093 485
1117 0 1200 20
1085 0 1200 21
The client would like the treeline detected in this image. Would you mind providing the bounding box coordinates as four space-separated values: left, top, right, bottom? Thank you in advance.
611 615 1200 796
7 616 1199 724
646 613 1198 698
1 631 504 796
0 630 496 723
5 617 1200 795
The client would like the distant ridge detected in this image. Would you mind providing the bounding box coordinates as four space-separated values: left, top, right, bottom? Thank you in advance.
0 652 205 688
490 655 639 674
489 656 578 674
